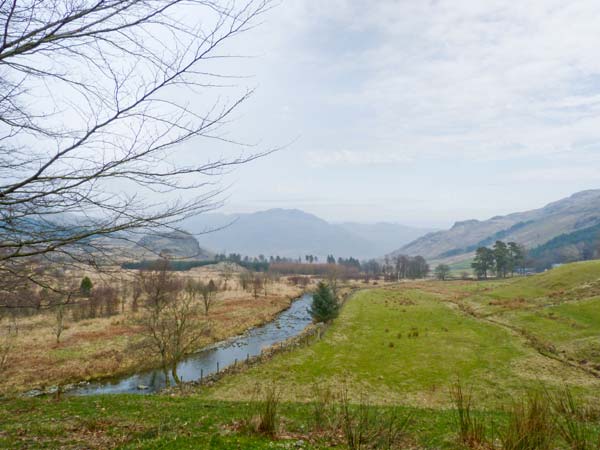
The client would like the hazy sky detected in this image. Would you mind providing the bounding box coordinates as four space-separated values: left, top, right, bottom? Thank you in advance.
183 0 600 228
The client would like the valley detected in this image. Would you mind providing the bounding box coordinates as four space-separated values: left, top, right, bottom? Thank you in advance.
2 261 600 449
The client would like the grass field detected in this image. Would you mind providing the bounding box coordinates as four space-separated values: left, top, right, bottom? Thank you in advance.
1 261 600 448
206 279 600 407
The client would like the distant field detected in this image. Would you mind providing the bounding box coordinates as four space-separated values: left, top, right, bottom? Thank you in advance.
447 258 474 276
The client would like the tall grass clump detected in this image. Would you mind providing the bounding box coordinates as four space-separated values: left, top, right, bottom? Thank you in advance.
311 383 338 431
550 387 599 450
340 389 411 450
451 381 488 448
257 384 280 436
500 392 553 450
242 384 280 437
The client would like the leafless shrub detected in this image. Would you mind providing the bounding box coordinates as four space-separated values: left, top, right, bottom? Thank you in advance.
137 260 207 385
0 315 18 372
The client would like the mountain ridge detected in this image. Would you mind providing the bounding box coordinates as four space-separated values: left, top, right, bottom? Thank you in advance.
393 189 600 263
183 208 433 259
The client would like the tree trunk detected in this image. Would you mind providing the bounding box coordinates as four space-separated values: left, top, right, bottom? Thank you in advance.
171 363 181 385
163 365 170 387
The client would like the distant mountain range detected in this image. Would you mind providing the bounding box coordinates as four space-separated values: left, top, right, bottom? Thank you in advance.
393 189 600 264
182 209 434 260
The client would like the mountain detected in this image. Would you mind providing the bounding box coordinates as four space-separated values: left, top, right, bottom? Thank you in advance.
393 190 600 264
183 209 432 260
137 231 212 259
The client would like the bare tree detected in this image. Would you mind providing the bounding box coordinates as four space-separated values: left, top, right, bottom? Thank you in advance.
138 260 206 385
198 278 217 315
326 265 342 299
0 0 274 299
54 304 65 344
262 272 270 296
252 274 262 299
220 264 233 290
131 272 143 313
0 314 18 372
239 271 252 291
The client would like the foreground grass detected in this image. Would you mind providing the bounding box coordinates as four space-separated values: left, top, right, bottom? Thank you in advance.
1 388 598 449
0 394 478 449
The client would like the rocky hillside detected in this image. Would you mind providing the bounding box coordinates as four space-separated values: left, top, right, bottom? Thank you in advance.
393 190 600 263
137 231 212 259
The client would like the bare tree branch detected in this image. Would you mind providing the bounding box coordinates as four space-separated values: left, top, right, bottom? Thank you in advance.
0 0 275 298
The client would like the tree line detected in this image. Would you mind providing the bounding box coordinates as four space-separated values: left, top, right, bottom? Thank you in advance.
471 241 526 279
123 252 432 281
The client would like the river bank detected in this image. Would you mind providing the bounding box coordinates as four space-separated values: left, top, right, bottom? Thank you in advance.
2 278 303 396
66 293 315 396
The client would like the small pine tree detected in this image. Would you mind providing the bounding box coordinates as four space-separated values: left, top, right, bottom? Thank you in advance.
80 276 93 296
309 282 339 323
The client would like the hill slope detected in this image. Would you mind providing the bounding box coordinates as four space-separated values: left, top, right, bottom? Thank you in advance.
136 231 212 259
393 189 600 262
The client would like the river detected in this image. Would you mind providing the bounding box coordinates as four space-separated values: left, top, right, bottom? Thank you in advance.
69 293 313 395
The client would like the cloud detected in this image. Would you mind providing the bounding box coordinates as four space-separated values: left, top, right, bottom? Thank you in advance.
179 1 600 223
511 167 600 182
272 0 600 163
307 150 413 167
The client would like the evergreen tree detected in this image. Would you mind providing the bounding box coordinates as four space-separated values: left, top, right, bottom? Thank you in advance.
507 242 525 276
309 282 339 323
472 247 495 279
493 240 509 277
80 276 93 296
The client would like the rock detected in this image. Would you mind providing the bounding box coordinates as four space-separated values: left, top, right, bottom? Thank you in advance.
22 389 44 398
137 384 149 390
294 440 305 448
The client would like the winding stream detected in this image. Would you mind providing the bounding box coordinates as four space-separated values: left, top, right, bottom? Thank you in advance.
70 293 313 395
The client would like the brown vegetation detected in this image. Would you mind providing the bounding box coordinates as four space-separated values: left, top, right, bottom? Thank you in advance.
0 264 302 394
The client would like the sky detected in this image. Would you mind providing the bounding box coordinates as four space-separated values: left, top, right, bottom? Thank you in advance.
179 0 600 228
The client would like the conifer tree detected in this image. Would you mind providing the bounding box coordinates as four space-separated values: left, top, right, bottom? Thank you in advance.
80 277 93 296
309 282 339 323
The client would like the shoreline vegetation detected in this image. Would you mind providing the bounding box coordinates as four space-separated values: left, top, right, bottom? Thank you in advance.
0 264 303 396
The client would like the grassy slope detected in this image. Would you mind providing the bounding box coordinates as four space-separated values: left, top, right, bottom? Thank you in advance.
206 282 600 407
2 261 600 449
455 261 600 370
